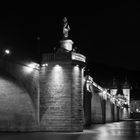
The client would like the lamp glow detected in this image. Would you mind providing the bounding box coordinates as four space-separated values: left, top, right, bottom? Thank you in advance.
42 63 48 67
23 62 39 73
4 49 10 55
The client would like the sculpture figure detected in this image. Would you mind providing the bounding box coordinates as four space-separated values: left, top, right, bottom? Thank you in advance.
63 17 70 39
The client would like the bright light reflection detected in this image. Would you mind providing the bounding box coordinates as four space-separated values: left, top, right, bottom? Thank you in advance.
74 65 79 71
73 65 80 82
23 62 39 73
42 63 48 67
54 64 61 69
50 64 64 97
4 49 10 55
42 64 46 67
52 65 63 81
28 63 37 69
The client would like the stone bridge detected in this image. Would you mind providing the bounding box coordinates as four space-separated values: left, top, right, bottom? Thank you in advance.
0 39 130 132
84 75 130 126
0 57 39 131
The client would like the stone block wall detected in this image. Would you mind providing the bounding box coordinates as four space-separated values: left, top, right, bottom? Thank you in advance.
91 92 104 124
105 99 114 122
39 60 84 132
114 105 119 121
0 53 85 132
40 61 72 131
71 64 84 131
83 89 92 126
0 58 39 131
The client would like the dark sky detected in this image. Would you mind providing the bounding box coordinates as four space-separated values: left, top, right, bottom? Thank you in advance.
0 8 140 87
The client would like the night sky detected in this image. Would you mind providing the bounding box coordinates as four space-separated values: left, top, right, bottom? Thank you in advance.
0 8 140 96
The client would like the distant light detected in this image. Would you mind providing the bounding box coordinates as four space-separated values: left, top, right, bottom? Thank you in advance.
53 65 62 72
136 108 139 112
28 63 39 69
42 63 48 67
4 49 10 55
55 65 61 68
74 65 79 71
36 64 40 69
23 62 39 73
37 36 40 41
42 64 46 67
125 101 127 104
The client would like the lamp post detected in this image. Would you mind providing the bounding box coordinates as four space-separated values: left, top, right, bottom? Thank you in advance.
4 49 10 55
1 49 11 57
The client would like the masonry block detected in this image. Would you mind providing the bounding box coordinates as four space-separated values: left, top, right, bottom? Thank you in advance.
105 99 114 122
39 52 85 132
91 91 105 124
114 105 119 121
83 89 92 126
0 58 39 131
121 108 130 120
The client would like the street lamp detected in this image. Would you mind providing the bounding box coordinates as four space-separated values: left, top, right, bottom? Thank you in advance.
4 49 10 55
2 49 11 56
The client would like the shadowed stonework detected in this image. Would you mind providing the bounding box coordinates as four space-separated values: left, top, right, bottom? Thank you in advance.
0 17 130 132
0 72 37 131
39 51 85 131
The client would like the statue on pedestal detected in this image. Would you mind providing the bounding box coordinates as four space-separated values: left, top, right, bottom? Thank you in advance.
63 17 70 39
58 17 73 53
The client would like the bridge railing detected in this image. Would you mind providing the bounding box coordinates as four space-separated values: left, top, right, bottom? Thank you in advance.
84 75 127 108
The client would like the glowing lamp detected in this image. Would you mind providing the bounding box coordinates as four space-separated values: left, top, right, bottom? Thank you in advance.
4 49 10 55
103 90 106 94
42 63 48 67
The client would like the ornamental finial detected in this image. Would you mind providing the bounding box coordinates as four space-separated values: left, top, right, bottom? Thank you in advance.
63 17 70 39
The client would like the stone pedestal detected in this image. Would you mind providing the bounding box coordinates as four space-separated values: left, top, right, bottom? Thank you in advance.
39 44 86 131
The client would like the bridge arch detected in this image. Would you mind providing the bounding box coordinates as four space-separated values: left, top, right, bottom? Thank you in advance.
83 77 105 125
91 89 105 124
0 58 39 131
105 98 114 122
0 70 37 131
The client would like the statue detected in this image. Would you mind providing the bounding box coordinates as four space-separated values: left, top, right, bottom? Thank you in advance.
59 17 73 52
63 17 70 39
